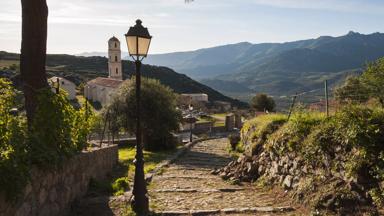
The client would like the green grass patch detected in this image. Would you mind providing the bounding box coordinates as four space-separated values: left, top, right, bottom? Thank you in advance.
119 146 178 178
0 59 19 68
212 113 229 118
88 145 178 197
241 113 287 155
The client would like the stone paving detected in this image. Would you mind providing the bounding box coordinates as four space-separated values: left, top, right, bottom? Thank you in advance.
149 138 305 215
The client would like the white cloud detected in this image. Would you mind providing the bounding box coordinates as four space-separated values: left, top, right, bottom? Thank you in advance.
250 0 384 13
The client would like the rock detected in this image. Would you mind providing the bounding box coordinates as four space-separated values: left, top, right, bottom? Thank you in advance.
283 175 293 189
220 172 229 180
237 155 245 163
270 152 275 161
271 161 280 175
258 165 265 175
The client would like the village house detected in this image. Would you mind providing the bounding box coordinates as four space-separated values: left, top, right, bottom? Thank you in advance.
84 36 124 106
181 93 209 102
48 76 76 100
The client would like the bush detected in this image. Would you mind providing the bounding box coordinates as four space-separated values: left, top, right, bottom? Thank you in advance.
228 133 240 150
0 78 94 199
0 78 28 199
241 114 286 155
28 89 92 166
112 177 130 196
265 111 326 154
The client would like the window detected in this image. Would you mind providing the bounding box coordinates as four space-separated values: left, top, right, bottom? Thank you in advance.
115 56 118 62
115 43 117 48
116 68 118 74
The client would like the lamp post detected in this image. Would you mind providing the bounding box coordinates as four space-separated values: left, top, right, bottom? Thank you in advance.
125 19 152 215
189 105 194 142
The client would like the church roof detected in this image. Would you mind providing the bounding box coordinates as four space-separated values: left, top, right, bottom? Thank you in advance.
87 77 123 88
109 36 120 42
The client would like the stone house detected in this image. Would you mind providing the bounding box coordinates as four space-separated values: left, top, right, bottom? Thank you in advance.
181 93 209 102
48 76 76 100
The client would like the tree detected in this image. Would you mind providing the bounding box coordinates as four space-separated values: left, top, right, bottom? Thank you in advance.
108 78 181 151
20 0 49 125
335 58 384 107
335 76 369 104
251 93 275 112
361 58 384 107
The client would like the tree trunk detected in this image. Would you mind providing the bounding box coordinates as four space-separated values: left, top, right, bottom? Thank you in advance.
20 0 49 124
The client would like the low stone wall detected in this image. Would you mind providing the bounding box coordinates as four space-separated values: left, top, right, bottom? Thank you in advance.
0 145 118 216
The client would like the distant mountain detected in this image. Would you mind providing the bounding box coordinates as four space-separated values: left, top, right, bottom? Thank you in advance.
144 31 384 98
77 51 129 58
0 51 247 108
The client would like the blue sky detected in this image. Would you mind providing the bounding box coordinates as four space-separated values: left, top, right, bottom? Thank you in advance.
0 0 383 54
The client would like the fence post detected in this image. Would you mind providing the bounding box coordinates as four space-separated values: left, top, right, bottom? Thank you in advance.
287 93 297 121
56 77 60 94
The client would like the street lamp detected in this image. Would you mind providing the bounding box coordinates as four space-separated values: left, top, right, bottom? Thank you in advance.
125 19 152 215
189 105 194 142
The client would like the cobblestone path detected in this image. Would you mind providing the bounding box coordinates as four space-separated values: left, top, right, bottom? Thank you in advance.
149 138 305 215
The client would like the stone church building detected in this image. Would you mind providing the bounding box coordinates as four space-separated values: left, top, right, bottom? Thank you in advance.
84 36 124 106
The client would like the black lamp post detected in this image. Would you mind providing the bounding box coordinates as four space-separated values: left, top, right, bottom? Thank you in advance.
189 105 194 142
125 19 152 215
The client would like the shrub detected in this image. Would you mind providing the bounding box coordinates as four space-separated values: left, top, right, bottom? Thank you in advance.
28 89 92 166
0 78 28 199
228 133 240 150
0 78 94 199
241 114 286 155
265 111 326 155
112 177 130 196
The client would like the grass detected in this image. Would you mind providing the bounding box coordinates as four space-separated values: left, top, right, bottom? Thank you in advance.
197 116 212 123
119 146 179 179
212 113 229 118
88 145 179 197
0 60 19 68
210 113 229 127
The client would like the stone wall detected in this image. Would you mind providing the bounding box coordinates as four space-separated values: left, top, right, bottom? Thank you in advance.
0 145 118 216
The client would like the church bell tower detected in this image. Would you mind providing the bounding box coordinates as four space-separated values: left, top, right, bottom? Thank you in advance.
108 36 123 80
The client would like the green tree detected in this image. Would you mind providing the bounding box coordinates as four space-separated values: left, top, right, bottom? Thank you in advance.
251 93 275 112
108 78 181 151
361 57 384 107
335 76 369 104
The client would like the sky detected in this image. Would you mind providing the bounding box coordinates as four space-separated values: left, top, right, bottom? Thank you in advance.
0 0 384 55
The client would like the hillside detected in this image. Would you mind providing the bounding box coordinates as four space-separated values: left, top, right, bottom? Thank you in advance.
144 31 384 98
0 51 247 108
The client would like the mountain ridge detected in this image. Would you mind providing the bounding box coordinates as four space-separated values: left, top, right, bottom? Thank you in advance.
144 31 384 98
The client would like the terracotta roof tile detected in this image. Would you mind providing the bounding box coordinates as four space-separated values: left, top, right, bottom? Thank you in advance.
87 77 123 88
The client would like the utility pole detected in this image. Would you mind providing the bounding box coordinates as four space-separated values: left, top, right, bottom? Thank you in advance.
325 80 329 117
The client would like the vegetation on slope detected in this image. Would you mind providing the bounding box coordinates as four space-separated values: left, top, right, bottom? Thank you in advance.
0 51 248 108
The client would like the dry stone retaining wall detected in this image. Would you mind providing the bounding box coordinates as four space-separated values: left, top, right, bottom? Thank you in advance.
0 145 118 216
